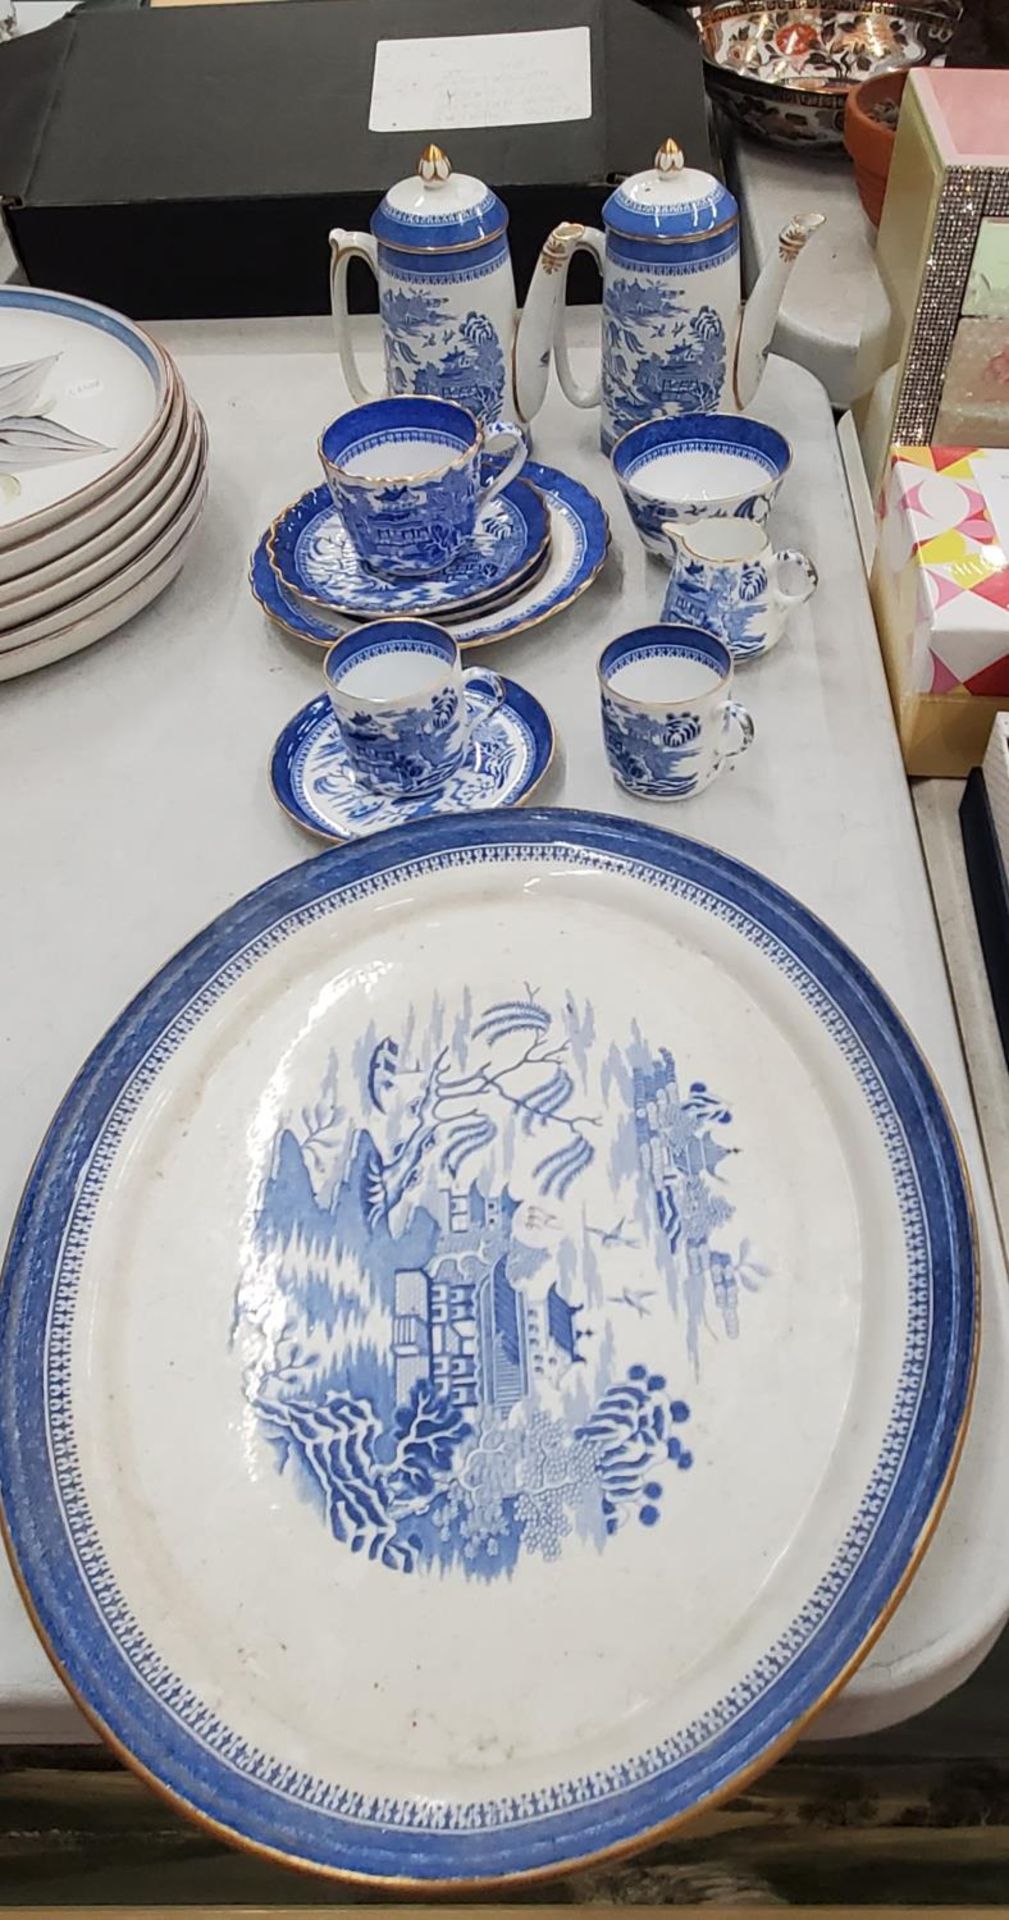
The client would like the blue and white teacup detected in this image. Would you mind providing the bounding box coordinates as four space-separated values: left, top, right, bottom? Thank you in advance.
598 624 754 801
324 617 504 797
319 396 527 581
661 518 818 663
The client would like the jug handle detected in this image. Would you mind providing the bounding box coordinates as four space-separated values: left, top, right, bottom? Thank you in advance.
552 226 606 411
329 229 382 405
771 548 819 610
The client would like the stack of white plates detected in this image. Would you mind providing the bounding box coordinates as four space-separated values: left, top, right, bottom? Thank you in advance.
0 288 208 681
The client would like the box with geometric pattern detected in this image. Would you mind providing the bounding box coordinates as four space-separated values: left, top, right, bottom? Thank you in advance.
871 446 1009 774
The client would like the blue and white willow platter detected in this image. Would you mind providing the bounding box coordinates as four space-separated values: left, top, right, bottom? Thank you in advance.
271 680 554 843
0 812 975 1886
268 475 549 620
250 462 609 651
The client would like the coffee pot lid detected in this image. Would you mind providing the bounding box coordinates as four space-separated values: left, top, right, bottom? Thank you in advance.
372 145 509 252
603 138 736 241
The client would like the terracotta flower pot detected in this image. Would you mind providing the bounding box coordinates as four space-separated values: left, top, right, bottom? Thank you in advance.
844 70 908 228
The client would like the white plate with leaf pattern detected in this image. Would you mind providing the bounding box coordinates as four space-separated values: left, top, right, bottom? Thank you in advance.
0 288 173 547
0 812 975 1885
0 401 202 633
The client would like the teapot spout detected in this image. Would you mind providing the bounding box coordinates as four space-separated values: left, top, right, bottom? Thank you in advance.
733 213 825 411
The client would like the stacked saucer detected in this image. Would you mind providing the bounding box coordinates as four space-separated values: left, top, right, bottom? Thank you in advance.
0 287 208 681
251 400 608 656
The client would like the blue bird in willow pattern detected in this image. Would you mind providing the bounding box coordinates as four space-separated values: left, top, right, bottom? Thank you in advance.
588 1216 640 1249
607 1286 656 1318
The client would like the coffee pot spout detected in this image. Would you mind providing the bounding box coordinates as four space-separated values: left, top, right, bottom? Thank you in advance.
514 223 605 422
733 213 825 410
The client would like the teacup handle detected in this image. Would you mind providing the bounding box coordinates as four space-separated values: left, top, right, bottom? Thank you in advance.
463 666 506 721
773 549 818 610
722 699 755 762
479 421 528 504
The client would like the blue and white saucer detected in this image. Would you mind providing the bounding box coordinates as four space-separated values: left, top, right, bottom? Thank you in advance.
251 463 609 651
270 679 554 842
267 476 550 621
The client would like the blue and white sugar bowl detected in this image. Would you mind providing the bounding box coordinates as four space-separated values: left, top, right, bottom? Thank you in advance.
612 413 792 553
598 623 754 800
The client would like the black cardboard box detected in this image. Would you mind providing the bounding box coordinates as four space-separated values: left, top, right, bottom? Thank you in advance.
0 0 709 320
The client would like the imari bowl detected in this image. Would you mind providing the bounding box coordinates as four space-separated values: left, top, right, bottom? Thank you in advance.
698 0 961 149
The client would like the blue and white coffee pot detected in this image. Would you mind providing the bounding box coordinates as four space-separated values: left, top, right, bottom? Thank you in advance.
329 145 558 432
529 138 824 452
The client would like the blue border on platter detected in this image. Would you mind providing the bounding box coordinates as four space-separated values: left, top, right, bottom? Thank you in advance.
250 462 609 652
268 476 549 619
0 810 975 1885
270 683 554 840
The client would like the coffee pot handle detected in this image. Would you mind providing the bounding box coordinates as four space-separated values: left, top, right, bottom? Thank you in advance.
552 226 606 411
329 229 383 405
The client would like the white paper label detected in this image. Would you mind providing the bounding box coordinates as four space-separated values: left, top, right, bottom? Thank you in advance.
369 26 592 133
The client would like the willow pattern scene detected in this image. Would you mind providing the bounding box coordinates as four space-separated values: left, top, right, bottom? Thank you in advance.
234 989 769 1580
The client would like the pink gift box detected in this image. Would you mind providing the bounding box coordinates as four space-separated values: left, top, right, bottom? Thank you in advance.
872 446 1009 772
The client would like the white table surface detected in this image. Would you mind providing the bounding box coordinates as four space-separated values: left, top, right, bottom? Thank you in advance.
0 315 1005 1747
730 131 892 411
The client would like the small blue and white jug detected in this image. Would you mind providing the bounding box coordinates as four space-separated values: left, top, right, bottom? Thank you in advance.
329 145 559 432
661 518 818 663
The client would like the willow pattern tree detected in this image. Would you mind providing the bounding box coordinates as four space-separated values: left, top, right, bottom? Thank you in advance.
362 996 601 1227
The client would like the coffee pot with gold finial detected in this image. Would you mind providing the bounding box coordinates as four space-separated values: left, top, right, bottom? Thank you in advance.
519 137 825 452
329 144 562 435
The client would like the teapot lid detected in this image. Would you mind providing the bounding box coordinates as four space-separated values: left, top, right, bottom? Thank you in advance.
372 145 508 252
603 138 736 242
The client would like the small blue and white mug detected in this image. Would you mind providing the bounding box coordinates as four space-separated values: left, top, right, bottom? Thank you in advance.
319 396 527 581
324 617 505 797
598 624 754 801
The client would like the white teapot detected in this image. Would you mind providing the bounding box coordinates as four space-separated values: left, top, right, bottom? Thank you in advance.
329 145 558 431
522 138 824 451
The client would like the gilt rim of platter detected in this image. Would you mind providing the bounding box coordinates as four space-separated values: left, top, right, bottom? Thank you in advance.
698 0 957 33
0 808 977 1887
